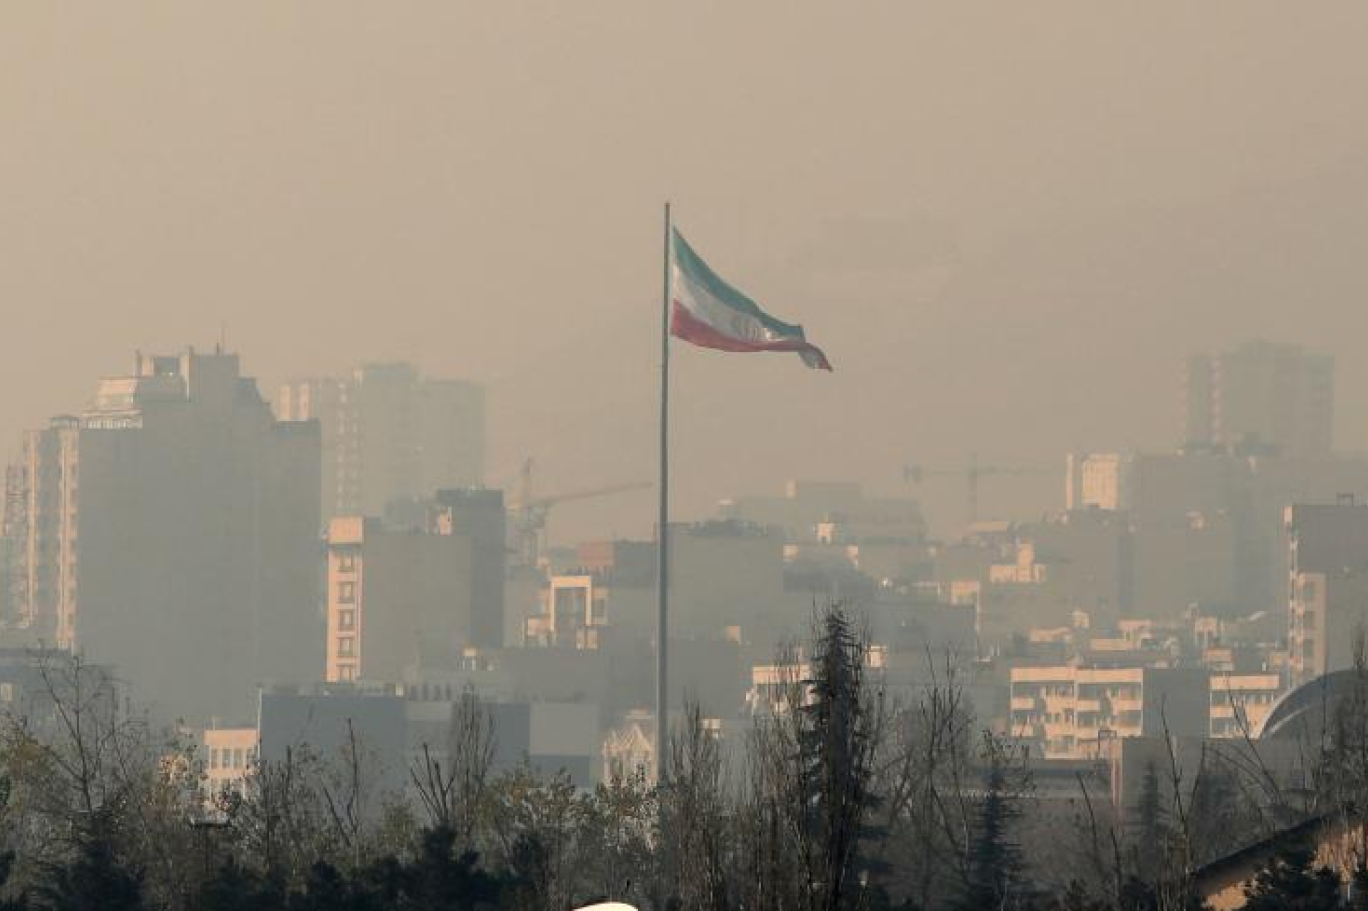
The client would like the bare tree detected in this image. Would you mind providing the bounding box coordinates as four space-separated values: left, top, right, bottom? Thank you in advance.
655 699 730 910
409 685 497 850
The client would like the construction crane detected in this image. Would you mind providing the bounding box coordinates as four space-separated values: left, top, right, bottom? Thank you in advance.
508 458 650 568
902 452 1054 526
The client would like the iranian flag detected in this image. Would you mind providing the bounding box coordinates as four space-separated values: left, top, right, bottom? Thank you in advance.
670 228 832 371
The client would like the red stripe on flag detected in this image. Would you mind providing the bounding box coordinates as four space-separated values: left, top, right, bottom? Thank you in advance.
671 302 832 370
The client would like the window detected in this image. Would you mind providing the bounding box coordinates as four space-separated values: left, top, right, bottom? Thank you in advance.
232 749 245 770
338 553 356 573
209 749 219 770
339 665 356 682
337 581 356 604
338 609 355 631
338 637 354 657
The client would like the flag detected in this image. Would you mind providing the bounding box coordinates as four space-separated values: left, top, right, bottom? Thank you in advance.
670 228 832 371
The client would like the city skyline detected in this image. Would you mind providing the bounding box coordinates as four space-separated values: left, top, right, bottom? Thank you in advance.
5 6 1368 907
4 4 1368 544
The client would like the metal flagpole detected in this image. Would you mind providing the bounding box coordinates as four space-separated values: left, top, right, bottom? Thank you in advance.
656 201 672 783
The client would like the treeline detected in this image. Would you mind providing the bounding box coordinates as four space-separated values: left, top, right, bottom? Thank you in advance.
2 608 1368 910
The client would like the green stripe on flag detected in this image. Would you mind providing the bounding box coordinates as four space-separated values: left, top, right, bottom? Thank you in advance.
672 228 808 341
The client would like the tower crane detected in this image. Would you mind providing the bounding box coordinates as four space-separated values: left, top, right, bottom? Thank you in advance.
902 452 1054 526
508 458 650 568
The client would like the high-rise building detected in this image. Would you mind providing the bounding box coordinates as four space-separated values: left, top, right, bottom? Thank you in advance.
8 349 320 722
278 363 484 522
1285 502 1368 688
1065 452 1132 511
1184 341 1334 457
324 489 505 684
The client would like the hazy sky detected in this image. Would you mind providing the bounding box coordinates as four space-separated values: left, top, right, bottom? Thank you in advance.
4 3 1367 540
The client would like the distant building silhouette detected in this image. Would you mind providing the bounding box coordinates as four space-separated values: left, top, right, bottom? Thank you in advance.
324 488 505 684
1285 501 1368 688
1184 340 1334 457
278 362 484 522
6 348 320 723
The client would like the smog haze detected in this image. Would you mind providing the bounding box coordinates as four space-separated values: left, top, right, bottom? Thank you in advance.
4 2 1368 539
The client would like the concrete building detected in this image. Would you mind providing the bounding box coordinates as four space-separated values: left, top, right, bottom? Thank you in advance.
1184 341 1334 457
551 521 791 645
278 362 484 523
945 510 1131 648
1065 452 1131 512
325 489 505 683
404 689 603 787
1097 448 1368 618
8 349 320 723
1010 664 1210 759
1131 507 1240 619
259 687 409 798
201 726 259 794
719 480 926 545
1285 502 1368 688
1209 672 1282 738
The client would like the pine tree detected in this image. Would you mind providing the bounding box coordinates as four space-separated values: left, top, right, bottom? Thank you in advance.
33 818 144 911
799 605 885 911
195 858 281 911
1131 761 1168 887
0 851 29 911
1241 836 1342 911
956 751 1021 911
403 825 506 911
1348 862 1368 911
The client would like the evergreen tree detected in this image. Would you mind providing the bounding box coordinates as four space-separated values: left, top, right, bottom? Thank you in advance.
799 605 885 911
1241 836 1342 911
195 858 282 911
1131 761 1168 887
1052 879 1111 911
1348 862 1368 911
402 825 507 911
33 817 144 911
287 862 353 911
956 752 1021 910
0 851 29 911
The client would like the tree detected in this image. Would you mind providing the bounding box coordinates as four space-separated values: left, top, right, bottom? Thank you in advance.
1348 862 1368 911
409 688 496 853
402 825 508 911
956 743 1022 911
0 849 30 911
194 858 281 911
484 763 583 910
1131 761 1168 888
1241 836 1341 911
797 605 886 911
33 811 144 911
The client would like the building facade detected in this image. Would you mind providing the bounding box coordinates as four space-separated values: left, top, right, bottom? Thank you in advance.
325 489 505 684
7 349 320 723
1010 664 1210 759
1184 341 1334 457
278 363 484 522
1286 502 1368 688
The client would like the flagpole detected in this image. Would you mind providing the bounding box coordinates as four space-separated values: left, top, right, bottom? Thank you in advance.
656 201 672 783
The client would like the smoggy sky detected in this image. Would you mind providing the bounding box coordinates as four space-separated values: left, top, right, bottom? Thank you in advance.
4 3 1367 541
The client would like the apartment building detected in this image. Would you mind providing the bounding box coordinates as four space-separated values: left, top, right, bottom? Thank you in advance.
278 363 484 522
1286 502 1368 688
5 349 320 723
1010 664 1209 759
325 489 505 684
